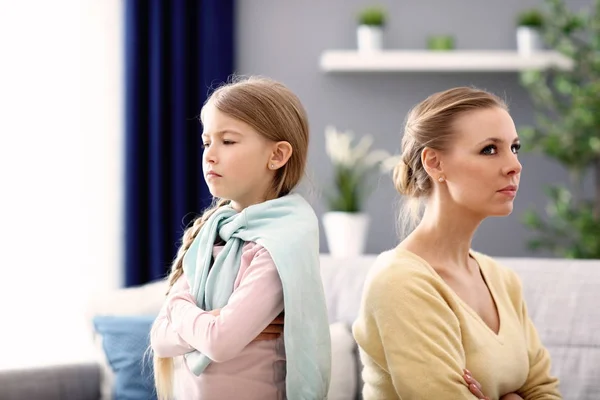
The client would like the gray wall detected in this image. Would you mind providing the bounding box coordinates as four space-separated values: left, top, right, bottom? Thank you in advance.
236 0 589 257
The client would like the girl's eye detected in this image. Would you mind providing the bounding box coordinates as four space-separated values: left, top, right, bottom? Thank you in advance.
481 145 497 155
223 140 235 145
202 142 210 148
512 143 521 154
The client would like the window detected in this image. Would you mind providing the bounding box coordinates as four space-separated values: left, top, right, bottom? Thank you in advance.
0 0 123 369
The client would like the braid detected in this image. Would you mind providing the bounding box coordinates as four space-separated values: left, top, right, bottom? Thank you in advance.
153 198 229 400
165 198 230 294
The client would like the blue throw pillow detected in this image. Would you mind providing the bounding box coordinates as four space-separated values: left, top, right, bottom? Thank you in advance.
93 315 158 400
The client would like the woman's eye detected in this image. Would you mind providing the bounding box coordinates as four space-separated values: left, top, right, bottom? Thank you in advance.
223 140 235 145
512 143 521 154
481 145 497 155
202 142 210 148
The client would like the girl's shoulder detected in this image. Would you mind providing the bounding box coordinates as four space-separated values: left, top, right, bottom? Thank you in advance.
239 242 276 270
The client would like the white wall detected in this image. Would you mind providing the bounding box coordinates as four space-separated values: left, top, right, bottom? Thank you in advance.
0 0 123 369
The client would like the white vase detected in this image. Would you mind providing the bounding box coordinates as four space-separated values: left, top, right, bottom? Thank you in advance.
322 212 370 258
357 25 383 54
516 26 542 56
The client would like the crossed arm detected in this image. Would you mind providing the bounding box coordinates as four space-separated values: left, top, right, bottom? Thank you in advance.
353 267 560 399
150 247 284 363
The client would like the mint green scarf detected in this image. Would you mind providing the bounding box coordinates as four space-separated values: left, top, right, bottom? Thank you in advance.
182 193 331 399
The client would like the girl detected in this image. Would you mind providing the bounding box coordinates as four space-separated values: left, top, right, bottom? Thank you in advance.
353 87 561 399
150 76 331 400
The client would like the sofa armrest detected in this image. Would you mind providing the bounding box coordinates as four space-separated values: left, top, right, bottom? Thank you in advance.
0 363 101 400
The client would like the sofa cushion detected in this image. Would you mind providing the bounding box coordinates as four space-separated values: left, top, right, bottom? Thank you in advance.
319 254 382 325
93 315 157 400
498 257 600 400
87 279 168 400
0 363 101 400
328 322 357 400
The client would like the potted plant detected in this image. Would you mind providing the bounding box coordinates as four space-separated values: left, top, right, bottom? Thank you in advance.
357 6 386 53
519 0 600 258
427 35 456 51
323 126 399 258
516 9 544 55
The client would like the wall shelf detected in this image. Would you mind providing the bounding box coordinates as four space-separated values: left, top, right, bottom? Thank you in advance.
319 50 573 73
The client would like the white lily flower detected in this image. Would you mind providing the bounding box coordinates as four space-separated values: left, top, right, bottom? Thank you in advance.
349 135 374 165
325 126 355 167
362 149 391 168
380 154 402 173
324 125 401 212
324 126 340 161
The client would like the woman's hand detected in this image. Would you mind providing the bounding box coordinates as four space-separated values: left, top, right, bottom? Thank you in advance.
463 369 489 400
499 394 524 400
254 313 284 341
463 369 523 400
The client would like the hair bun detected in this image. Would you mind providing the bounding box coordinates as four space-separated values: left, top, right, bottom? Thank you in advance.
393 160 413 196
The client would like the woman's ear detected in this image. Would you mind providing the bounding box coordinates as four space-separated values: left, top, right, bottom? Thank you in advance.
421 147 444 178
268 141 293 170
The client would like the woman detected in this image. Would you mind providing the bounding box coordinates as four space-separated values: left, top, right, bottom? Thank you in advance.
353 87 561 399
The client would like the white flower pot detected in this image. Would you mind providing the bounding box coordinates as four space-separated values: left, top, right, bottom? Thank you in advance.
357 25 383 53
322 212 370 258
516 26 542 56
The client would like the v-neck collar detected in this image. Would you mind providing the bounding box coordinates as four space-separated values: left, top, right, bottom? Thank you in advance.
395 247 504 343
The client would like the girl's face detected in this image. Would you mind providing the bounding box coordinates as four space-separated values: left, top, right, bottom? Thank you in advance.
201 104 276 211
439 107 522 218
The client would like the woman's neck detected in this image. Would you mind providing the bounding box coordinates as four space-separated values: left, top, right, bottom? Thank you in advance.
405 201 483 271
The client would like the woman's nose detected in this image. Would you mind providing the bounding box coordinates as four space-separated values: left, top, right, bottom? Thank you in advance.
503 153 522 176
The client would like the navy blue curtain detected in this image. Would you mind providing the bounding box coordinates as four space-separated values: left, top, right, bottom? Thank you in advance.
124 0 235 286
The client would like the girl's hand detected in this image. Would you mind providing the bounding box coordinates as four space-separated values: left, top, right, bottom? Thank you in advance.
463 369 523 400
209 309 283 341
253 313 284 342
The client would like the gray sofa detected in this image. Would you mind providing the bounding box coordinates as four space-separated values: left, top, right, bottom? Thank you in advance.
1 253 598 400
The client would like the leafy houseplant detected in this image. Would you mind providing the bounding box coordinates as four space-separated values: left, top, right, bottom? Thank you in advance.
357 7 386 27
519 0 600 258
322 126 398 258
356 6 387 53
517 9 544 28
516 9 545 55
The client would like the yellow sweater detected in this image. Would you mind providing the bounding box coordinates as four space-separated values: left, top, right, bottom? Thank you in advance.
352 247 561 400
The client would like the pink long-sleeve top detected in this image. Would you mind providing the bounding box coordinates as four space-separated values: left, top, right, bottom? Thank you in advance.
150 241 286 400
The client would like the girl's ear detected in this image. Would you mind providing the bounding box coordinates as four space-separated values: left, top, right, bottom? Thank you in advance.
268 141 293 169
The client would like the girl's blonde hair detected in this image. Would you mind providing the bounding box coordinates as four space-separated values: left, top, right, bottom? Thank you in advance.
152 76 310 399
392 86 508 236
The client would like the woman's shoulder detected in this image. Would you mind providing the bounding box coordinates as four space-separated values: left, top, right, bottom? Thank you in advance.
470 250 524 296
471 251 520 279
364 247 446 297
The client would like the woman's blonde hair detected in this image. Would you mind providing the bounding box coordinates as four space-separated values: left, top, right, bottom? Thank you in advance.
392 86 508 235
152 76 310 399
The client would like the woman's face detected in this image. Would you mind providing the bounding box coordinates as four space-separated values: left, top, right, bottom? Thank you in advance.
440 107 522 218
